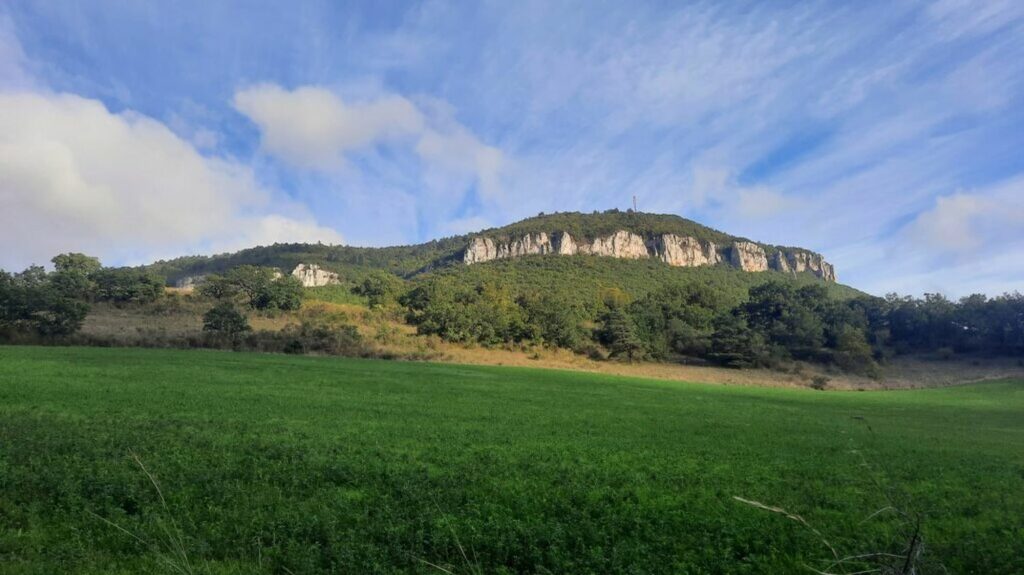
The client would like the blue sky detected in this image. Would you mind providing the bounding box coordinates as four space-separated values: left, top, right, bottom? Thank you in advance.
2 1 1023 296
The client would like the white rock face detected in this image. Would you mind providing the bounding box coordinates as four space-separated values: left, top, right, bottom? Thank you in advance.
656 235 720 267
554 232 578 255
582 230 649 259
461 230 836 281
782 251 836 282
463 237 499 264
729 241 769 272
291 263 340 287
496 232 554 259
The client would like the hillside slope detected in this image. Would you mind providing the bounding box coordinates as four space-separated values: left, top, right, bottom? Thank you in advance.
144 210 840 286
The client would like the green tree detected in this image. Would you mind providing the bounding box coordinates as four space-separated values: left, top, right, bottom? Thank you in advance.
353 272 405 308
202 266 303 311
91 268 164 304
518 293 586 348
743 282 825 360
596 306 644 362
833 325 878 376
51 253 102 275
254 275 303 311
197 274 238 300
708 312 769 368
630 283 724 359
0 266 88 337
203 302 250 336
50 253 102 300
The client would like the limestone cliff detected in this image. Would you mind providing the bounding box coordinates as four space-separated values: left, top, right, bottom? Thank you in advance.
580 230 649 259
463 229 836 281
655 235 720 267
291 263 340 287
728 241 769 272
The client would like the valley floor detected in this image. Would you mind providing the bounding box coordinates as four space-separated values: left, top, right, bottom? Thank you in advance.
1 346 1022 574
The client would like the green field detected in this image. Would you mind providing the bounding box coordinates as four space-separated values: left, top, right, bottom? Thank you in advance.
1 347 1022 574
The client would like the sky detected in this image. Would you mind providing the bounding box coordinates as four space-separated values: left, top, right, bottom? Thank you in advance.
1 1 1023 297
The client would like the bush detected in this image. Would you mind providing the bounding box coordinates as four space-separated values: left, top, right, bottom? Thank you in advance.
201 266 303 311
1 266 90 339
203 303 250 336
92 268 164 304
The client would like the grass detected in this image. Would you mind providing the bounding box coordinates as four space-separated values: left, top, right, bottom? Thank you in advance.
0 346 1022 574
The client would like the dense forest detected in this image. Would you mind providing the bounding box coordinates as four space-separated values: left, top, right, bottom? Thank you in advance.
3 249 1022 376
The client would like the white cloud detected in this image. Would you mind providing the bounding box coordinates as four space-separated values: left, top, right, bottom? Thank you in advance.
904 178 1024 256
233 84 504 197
0 92 341 270
437 215 493 237
906 194 992 253
233 84 424 170
735 187 790 219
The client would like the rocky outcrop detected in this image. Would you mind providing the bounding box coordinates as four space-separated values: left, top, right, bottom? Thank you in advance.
462 230 836 281
655 235 720 267
580 230 649 259
496 232 555 259
464 237 500 264
729 241 769 272
784 251 836 282
554 232 578 255
291 263 339 287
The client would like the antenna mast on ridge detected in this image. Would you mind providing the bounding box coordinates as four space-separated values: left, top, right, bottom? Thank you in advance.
632 195 638 212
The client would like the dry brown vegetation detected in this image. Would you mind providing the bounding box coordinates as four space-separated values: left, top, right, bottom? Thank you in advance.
79 295 1024 391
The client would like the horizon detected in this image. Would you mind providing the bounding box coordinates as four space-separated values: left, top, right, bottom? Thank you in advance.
2 2 1024 297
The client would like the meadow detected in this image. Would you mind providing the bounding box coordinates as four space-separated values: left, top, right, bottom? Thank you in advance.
0 346 1021 574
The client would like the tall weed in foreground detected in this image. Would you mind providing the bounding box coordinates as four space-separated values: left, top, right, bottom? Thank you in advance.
734 419 937 575
88 451 200 575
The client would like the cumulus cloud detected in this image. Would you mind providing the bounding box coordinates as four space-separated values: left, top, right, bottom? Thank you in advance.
905 178 1024 256
233 85 424 169
234 84 504 197
0 92 341 270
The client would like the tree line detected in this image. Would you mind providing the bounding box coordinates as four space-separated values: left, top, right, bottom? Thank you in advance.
400 276 1024 373
3 254 1021 373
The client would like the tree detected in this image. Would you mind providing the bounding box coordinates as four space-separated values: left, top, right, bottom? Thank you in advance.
206 266 303 311
0 266 88 338
203 302 250 336
629 283 724 359
91 268 164 304
200 266 303 311
743 282 825 360
353 272 404 308
596 306 644 362
197 274 238 300
708 312 769 368
254 275 303 311
51 253 102 275
518 293 586 348
50 253 102 300
833 325 878 376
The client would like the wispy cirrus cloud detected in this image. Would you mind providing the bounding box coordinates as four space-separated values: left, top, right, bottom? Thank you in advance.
2 1 1024 295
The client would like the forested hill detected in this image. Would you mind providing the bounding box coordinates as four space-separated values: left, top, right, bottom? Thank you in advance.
142 210 836 284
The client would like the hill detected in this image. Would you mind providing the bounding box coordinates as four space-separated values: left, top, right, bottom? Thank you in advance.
142 210 839 287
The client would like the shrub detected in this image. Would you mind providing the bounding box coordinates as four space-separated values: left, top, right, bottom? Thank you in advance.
92 268 164 304
202 303 250 336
